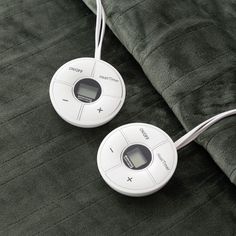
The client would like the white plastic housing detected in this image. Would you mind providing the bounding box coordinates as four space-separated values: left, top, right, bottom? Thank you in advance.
97 123 178 197
49 57 126 128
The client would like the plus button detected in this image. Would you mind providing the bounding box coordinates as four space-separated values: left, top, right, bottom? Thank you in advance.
97 107 103 113
127 177 133 182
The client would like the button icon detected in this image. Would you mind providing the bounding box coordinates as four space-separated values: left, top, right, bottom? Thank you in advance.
80 96 121 122
97 107 103 113
94 60 123 98
121 125 168 149
105 165 154 190
127 177 133 182
52 82 81 120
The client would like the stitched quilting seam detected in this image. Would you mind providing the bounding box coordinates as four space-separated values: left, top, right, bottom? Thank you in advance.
132 20 214 58
1 178 102 233
171 66 235 109
162 50 232 96
204 123 236 180
0 15 92 72
0 101 166 231
0 0 53 19
158 184 226 235
141 24 214 66
110 0 148 26
36 193 113 235
0 97 162 188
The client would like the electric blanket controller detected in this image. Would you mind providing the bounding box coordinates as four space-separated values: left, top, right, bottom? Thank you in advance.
49 57 126 128
97 123 178 197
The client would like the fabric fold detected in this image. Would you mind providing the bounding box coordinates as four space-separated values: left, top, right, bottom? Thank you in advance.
83 0 236 184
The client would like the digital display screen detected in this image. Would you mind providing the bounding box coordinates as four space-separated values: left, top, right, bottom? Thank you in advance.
127 147 147 168
77 83 98 99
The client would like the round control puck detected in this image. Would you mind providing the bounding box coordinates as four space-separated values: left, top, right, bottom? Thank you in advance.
97 123 178 197
49 57 126 128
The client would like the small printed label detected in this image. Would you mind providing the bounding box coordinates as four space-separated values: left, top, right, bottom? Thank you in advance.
77 95 92 103
123 155 134 168
139 128 149 140
99 75 119 82
69 67 83 73
157 153 170 171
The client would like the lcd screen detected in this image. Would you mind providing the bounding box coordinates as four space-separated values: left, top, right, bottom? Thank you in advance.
77 83 98 99
128 147 147 168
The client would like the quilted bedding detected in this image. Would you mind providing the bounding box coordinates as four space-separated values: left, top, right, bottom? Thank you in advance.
0 0 235 235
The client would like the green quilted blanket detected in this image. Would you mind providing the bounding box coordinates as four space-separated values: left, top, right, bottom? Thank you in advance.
0 0 235 235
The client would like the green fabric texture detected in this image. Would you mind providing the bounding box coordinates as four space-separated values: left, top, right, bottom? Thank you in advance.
83 0 236 184
0 0 236 235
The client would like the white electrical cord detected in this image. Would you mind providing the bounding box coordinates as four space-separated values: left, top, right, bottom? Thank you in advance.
95 0 106 59
175 109 236 150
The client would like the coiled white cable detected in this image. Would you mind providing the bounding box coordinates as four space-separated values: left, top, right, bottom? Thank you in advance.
175 109 236 150
95 0 106 59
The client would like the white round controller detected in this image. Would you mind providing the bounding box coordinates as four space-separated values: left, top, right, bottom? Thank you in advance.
97 123 178 197
49 57 125 128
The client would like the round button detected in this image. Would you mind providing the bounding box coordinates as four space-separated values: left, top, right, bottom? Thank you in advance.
148 142 176 184
105 165 154 192
52 82 81 121
121 124 168 149
94 60 123 98
54 58 95 85
98 130 127 171
79 96 121 126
